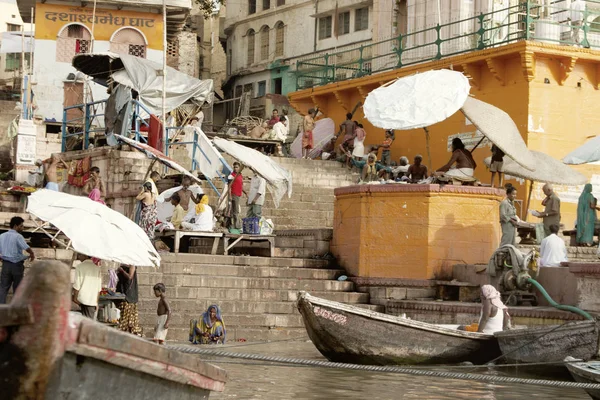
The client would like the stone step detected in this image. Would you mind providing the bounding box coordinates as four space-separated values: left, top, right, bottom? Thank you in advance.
151 263 341 280
139 275 354 291
139 286 368 303
159 253 331 269
139 312 305 329
187 245 324 259
161 326 308 342
138 298 299 315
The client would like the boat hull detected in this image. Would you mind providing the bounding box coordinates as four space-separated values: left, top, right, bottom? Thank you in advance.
566 359 600 400
297 292 501 365
46 352 212 400
494 321 599 364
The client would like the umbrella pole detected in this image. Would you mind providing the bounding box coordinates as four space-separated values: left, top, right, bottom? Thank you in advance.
423 127 433 171
525 179 534 222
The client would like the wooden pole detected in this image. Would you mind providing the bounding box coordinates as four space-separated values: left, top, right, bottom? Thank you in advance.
423 127 433 171
525 179 534 222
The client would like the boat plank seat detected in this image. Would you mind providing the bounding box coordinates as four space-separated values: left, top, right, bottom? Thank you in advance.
223 233 275 257
435 280 481 302
159 230 223 254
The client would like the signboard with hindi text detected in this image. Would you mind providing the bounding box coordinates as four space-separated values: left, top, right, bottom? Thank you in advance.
16 120 37 165
35 3 163 50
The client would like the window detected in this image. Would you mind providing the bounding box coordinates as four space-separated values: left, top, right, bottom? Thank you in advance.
5 53 29 71
275 22 284 57
260 25 269 60
277 0 285 5
338 11 350 35
56 24 92 63
249 0 256 14
243 83 253 97
7 23 20 32
110 28 147 58
257 81 266 97
355 7 369 31
319 16 332 40
247 29 255 66
263 0 270 10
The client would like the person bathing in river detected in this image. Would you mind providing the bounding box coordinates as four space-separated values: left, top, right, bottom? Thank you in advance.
189 304 226 344
461 285 510 333
434 138 477 181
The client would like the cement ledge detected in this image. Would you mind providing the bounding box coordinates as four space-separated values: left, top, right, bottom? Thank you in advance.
334 184 504 197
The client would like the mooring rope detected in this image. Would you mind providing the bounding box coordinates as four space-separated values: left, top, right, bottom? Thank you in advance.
166 345 600 390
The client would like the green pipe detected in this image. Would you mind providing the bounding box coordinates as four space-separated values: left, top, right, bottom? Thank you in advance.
527 278 594 321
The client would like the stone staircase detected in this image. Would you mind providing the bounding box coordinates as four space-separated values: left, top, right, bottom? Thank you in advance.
136 252 381 342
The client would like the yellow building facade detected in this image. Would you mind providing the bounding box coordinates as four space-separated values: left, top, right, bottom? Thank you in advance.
289 41 600 230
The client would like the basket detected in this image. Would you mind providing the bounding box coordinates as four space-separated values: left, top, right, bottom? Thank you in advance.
242 217 260 234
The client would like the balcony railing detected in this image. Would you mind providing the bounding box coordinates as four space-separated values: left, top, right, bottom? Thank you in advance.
295 1 600 90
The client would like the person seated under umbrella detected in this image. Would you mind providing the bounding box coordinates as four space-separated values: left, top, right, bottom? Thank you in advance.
434 138 477 182
181 194 214 232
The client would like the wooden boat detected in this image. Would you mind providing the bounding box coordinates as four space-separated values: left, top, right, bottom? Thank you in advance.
565 357 600 400
296 291 501 365
0 260 227 399
494 321 599 365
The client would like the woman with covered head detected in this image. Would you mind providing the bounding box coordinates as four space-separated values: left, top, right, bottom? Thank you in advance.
576 183 599 246
189 304 226 344
477 285 510 333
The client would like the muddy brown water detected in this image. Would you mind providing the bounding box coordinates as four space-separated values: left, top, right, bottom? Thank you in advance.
197 341 589 400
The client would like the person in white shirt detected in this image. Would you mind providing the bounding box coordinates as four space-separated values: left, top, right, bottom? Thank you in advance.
539 224 568 267
570 0 587 46
247 172 266 218
72 254 102 319
181 194 214 232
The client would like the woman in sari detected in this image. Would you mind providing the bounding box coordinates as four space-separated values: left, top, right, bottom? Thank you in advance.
136 181 158 240
189 304 226 344
88 188 105 205
117 265 142 336
576 183 599 246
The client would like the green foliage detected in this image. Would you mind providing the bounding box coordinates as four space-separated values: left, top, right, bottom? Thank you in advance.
195 0 225 18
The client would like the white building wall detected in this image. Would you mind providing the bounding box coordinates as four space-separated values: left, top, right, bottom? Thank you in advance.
33 38 162 122
0 0 35 84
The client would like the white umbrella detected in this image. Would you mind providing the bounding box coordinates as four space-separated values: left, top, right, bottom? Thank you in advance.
563 136 600 165
27 190 160 267
363 69 470 169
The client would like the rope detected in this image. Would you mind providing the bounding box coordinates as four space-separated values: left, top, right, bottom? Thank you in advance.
166 345 600 390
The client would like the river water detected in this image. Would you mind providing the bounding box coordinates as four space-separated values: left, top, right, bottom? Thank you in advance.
203 341 589 400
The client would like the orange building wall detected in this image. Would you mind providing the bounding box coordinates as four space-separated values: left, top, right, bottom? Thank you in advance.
290 41 600 230
332 185 502 280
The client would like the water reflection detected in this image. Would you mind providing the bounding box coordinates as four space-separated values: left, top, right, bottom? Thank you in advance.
204 341 588 399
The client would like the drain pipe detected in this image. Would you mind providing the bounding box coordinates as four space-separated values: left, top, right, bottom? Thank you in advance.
527 278 594 320
313 0 319 52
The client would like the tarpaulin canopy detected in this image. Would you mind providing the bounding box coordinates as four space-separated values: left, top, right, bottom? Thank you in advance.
115 134 203 185
484 151 586 185
461 97 536 172
363 70 470 130
0 31 34 54
563 136 600 165
213 137 292 208
27 190 160 267
181 126 231 180
72 52 214 115
291 117 335 158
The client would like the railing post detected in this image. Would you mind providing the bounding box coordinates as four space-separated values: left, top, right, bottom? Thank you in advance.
192 130 198 171
525 0 531 41
396 34 403 68
84 103 90 150
165 129 169 157
435 24 442 59
477 13 485 50
583 9 590 48
61 109 67 152
324 53 330 85
295 60 300 90
358 45 364 77
135 101 140 142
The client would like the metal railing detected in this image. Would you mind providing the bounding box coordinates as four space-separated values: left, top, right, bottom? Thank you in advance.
295 1 600 90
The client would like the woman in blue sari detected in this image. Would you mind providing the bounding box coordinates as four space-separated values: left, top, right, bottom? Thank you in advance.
576 183 598 246
189 304 226 344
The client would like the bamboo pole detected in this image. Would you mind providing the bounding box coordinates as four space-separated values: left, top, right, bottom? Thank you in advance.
423 127 432 172
162 0 167 156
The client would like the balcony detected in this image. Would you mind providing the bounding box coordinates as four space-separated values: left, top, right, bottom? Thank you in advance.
295 0 600 90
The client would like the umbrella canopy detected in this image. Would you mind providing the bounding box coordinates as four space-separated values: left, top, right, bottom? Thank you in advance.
563 136 600 165
27 190 160 267
72 52 214 115
115 134 204 186
484 151 587 185
461 97 536 172
363 70 470 130
213 137 292 208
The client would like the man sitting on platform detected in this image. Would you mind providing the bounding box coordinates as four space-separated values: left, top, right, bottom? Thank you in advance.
181 194 214 232
539 224 568 267
267 109 280 127
433 138 476 182
407 155 428 183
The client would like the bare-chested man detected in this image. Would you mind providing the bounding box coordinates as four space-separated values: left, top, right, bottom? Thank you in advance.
434 138 477 181
407 155 428 183
338 113 356 157
83 166 105 197
43 154 68 191
166 176 200 212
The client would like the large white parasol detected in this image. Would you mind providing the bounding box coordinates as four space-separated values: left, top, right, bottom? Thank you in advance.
27 190 160 267
563 135 600 165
